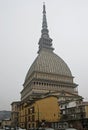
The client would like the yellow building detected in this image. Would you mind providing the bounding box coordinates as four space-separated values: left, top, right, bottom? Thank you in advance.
19 102 28 129
19 96 60 129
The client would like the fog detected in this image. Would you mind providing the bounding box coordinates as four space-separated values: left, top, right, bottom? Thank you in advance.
0 0 88 110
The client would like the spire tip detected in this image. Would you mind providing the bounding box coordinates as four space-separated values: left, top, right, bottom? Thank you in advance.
43 2 45 5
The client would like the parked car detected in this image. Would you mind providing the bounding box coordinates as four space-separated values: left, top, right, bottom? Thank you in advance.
38 128 55 130
18 128 26 130
5 126 11 130
55 128 78 130
28 128 55 130
65 128 78 130
45 128 54 130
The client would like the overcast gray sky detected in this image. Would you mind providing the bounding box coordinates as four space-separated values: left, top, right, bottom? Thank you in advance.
0 0 88 110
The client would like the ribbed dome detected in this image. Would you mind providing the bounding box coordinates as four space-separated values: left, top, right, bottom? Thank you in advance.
25 49 72 81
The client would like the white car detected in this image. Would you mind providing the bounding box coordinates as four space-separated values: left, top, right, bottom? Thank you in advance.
44 128 55 130
18 128 26 130
65 128 78 130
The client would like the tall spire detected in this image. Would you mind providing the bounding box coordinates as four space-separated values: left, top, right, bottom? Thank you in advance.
41 2 48 38
38 3 54 53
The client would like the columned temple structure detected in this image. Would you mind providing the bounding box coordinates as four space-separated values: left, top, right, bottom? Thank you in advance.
21 4 78 102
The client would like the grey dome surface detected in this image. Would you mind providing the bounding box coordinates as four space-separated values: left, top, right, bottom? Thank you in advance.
25 49 72 81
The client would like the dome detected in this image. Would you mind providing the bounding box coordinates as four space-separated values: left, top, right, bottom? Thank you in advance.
25 49 72 81
25 4 72 82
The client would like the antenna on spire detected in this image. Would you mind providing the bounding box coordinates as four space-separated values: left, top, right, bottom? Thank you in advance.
42 2 47 33
43 2 45 5
43 2 45 13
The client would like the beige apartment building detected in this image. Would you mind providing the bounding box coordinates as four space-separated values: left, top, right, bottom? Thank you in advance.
11 101 20 128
